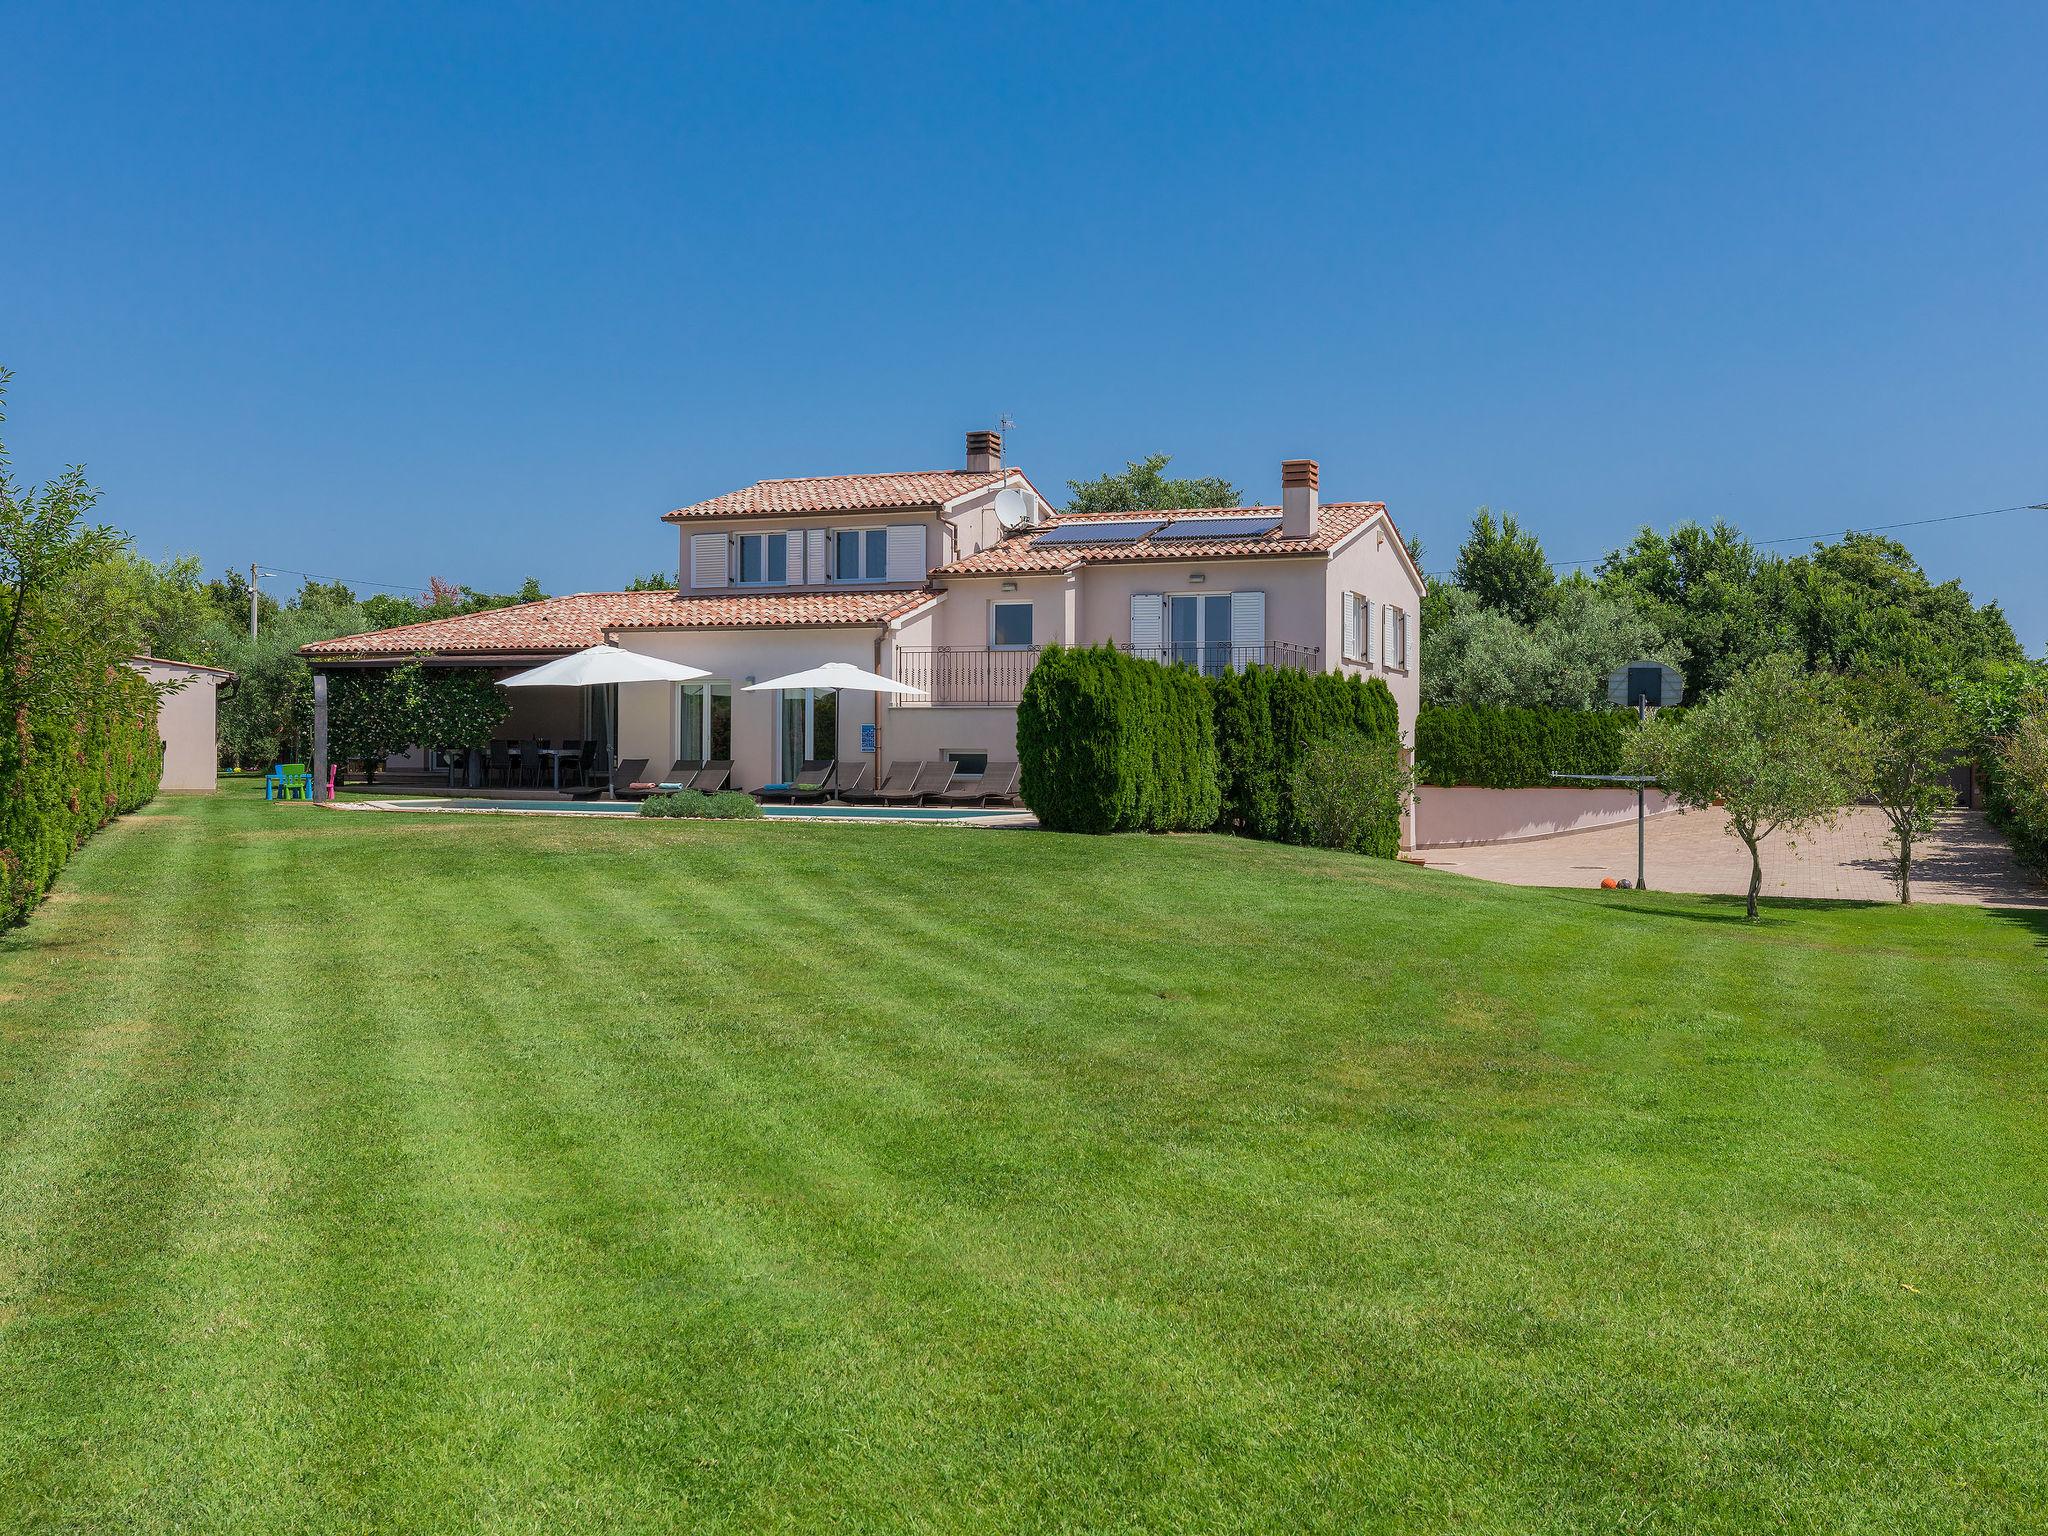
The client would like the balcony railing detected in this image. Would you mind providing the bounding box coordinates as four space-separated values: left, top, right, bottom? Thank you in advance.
893 646 1044 706
890 642 1323 707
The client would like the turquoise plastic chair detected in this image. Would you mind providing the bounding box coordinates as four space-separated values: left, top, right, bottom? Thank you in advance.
265 763 313 801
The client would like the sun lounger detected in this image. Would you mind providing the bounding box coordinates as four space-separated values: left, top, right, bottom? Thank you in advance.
850 760 918 803
687 760 732 793
627 759 697 795
830 762 873 801
610 758 650 798
757 760 836 804
937 759 1020 806
877 760 953 805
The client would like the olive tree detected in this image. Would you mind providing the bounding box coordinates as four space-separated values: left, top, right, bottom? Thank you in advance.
1850 670 1968 903
1626 654 1864 919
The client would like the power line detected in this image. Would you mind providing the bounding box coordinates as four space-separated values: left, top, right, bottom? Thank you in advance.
1423 498 2047 581
255 565 433 596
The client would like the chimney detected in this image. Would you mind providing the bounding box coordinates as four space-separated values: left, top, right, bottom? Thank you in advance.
966 429 1003 474
1281 458 1319 537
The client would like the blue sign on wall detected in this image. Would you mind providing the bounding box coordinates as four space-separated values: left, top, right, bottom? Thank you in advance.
860 722 877 754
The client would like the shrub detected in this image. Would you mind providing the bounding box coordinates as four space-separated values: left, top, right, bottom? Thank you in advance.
1017 645 1218 833
637 788 762 821
1414 704 1634 787
1209 666 1399 842
1289 735 1413 858
1988 705 2048 872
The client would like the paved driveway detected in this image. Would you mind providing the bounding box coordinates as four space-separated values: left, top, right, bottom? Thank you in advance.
1424 806 2047 908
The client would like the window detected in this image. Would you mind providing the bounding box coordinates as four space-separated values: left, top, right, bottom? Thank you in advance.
738 533 789 585
945 750 988 777
677 681 733 764
833 528 890 582
1343 593 1368 663
990 601 1033 649
1168 592 1237 676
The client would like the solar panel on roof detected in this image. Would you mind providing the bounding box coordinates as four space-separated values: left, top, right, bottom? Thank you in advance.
1151 515 1284 542
1031 518 1169 547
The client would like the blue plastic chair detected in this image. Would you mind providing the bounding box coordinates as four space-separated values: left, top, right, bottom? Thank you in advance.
265 763 312 801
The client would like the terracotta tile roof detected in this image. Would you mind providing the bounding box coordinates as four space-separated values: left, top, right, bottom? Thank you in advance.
929 503 1389 577
664 469 1012 522
300 589 935 658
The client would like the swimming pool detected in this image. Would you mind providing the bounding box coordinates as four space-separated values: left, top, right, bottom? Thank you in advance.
347 797 1027 824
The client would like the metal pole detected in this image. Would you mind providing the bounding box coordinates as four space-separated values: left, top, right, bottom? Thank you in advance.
1637 783 1647 891
250 562 260 639
312 670 329 801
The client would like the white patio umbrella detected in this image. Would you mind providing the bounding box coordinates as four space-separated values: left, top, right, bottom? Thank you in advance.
744 662 925 782
501 645 709 795
741 661 924 697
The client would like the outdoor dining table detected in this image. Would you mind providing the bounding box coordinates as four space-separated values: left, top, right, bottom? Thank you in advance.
507 746 583 790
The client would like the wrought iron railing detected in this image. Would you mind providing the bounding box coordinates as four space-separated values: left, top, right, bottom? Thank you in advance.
890 642 1322 706
891 647 1045 706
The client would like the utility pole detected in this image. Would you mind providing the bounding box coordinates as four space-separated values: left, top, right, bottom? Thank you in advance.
250 562 260 639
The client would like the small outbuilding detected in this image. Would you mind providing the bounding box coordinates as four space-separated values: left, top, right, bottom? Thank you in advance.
126 657 235 793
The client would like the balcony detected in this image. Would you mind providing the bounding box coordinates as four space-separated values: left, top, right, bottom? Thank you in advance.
890 642 1323 707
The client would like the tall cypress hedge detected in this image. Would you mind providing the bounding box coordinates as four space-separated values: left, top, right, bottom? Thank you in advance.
1413 704 1633 787
1209 666 1400 841
1 661 163 928
1017 644 1219 832
1018 649 1403 854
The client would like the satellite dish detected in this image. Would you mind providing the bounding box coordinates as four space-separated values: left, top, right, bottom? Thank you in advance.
993 487 1033 531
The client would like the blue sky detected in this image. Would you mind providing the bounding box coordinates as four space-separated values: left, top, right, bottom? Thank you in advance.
4 1 2044 645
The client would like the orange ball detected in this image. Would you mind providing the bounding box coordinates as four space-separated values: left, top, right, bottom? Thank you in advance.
1600 877 1618 889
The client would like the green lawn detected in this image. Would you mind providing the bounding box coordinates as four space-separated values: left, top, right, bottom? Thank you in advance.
2 784 2044 1533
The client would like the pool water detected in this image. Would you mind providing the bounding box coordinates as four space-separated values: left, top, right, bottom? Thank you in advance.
384 798 1022 823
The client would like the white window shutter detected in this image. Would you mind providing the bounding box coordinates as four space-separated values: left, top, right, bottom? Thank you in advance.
805 528 828 584
1404 608 1415 669
885 523 926 582
1342 593 1358 662
690 531 728 589
1129 594 1164 658
1382 604 1393 666
1362 598 1374 664
1229 590 1264 667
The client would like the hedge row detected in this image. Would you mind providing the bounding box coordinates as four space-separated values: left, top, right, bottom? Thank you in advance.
1 663 163 928
1017 646 1404 853
1017 645 1219 832
1210 664 1400 841
1414 704 1634 788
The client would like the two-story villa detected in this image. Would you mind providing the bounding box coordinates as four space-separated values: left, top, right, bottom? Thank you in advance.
302 430 1425 791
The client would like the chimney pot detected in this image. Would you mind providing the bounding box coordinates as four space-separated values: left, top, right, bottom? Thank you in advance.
1281 458 1319 537
966 430 1003 474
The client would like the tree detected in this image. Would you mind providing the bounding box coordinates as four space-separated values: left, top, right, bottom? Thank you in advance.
1627 655 1865 919
1421 578 1685 711
1453 507 1553 623
1598 520 1788 699
625 571 677 591
1064 454 1239 515
1850 670 1968 903
74 547 219 663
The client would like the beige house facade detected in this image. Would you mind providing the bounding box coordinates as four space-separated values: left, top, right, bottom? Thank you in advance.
302 431 1425 803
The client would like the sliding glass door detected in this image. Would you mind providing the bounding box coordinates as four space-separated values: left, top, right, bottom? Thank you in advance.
677 681 733 765
777 688 839 781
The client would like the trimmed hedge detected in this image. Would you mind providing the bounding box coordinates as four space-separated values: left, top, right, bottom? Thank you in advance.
1414 704 1633 788
1017 645 1220 833
1209 666 1400 842
1 662 162 928
1018 649 1405 856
